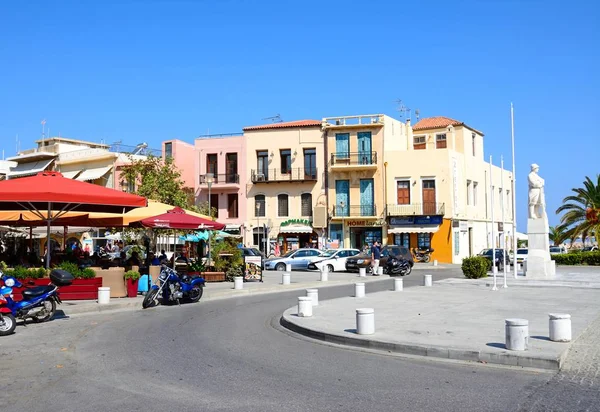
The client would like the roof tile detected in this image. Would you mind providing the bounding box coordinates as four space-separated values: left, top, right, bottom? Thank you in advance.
243 119 322 131
412 116 464 131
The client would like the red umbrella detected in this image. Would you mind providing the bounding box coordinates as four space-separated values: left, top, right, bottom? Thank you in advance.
139 207 225 230
0 171 147 267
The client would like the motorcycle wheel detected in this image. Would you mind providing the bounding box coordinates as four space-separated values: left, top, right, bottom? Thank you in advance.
423 255 430 263
188 285 204 303
401 266 412 276
31 298 57 323
142 289 159 309
0 314 16 336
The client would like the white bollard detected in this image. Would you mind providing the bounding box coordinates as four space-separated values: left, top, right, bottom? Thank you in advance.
285 263 292 273
359 267 366 277
505 318 529 351
234 276 244 290
282 272 291 285
433 259 438 266
394 278 403 291
423 274 433 287
297 297 313 317
355 282 365 298
356 308 375 335
306 288 319 306
377 267 384 276
320 267 329 282
98 287 111 304
549 313 572 342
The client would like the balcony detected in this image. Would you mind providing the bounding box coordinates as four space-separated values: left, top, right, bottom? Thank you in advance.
330 152 378 171
386 203 445 216
332 205 377 217
199 173 240 185
251 168 318 184
323 114 384 129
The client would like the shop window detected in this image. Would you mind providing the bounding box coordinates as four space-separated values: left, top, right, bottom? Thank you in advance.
454 231 460 256
394 233 410 248
417 233 431 249
329 224 343 248
255 195 266 217
278 194 289 217
301 193 312 217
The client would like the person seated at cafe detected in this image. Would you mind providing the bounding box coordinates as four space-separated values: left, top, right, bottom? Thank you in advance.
158 249 168 262
127 251 141 267
148 251 160 266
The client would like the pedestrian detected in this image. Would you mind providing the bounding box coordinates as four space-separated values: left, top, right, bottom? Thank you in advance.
371 240 381 275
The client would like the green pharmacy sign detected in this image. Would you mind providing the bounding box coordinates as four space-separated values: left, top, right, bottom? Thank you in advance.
280 219 312 227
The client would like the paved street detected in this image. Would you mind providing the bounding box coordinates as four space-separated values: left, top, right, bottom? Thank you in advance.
0 268 598 411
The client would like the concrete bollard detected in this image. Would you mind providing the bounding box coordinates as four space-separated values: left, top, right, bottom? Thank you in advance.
549 313 572 342
359 267 366 277
297 297 313 317
234 276 244 290
98 287 111 304
394 278 403 291
356 308 375 335
505 318 529 351
433 259 438 266
282 272 291 285
320 267 329 282
377 267 384 276
306 288 319 306
423 274 433 287
285 263 292 273
355 282 365 298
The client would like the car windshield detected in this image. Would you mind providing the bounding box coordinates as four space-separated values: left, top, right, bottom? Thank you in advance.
280 250 295 258
517 249 528 255
479 249 492 256
320 250 336 257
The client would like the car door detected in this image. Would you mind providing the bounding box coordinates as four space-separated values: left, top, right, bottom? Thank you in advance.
302 250 322 269
290 250 306 269
331 250 346 271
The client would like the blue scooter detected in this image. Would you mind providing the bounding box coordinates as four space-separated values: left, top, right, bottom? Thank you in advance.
142 265 205 309
0 269 73 335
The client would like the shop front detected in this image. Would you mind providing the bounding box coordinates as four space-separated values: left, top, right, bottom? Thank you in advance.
277 219 317 253
387 215 451 262
344 219 385 249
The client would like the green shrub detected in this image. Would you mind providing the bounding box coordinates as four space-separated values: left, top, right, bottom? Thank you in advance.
461 257 490 279
0 261 7 272
57 261 96 278
124 270 140 281
552 251 600 266
225 265 244 282
1 266 47 280
79 268 96 279
188 260 205 273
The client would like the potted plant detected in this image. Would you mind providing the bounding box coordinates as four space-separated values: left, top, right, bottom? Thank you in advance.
187 260 205 277
124 270 141 298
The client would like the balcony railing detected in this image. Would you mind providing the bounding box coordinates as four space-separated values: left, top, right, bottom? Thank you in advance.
199 173 240 184
332 205 377 217
330 152 377 166
251 168 318 183
386 203 445 216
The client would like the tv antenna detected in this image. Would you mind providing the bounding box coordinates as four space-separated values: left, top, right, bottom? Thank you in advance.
414 109 420 121
262 114 282 123
394 99 412 121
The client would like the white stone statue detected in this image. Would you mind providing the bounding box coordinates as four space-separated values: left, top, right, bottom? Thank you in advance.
528 163 546 219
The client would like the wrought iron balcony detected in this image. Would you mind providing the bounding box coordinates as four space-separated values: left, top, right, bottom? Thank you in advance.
251 168 318 183
332 205 377 217
330 152 378 168
199 173 240 185
386 203 445 216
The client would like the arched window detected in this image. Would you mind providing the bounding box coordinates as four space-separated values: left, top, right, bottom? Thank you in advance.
255 195 266 217
301 193 312 217
278 194 289 217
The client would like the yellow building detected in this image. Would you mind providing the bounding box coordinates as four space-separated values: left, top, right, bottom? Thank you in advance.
385 116 514 263
243 120 326 254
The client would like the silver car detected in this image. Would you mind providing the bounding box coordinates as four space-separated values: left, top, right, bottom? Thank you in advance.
264 248 326 271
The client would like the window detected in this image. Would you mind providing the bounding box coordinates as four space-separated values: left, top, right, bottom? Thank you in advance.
164 142 172 159
209 194 219 218
417 233 431 248
207 154 218 176
472 133 476 156
257 150 269 176
436 133 447 149
227 194 238 218
278 194 289 217
413 136 426 150
394 233 410 248
301 193 312 217
396 180 410 205
467 180 472 205
473 182 478 206
255 195 265 217
127 179 136 193
280 149 291 174
226 153 238 182
304 148 317 178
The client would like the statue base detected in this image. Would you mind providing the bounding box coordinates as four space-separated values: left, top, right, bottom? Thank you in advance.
525 216 556 279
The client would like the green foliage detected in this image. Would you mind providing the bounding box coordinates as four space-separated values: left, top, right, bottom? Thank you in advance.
2 266 47 280
461 257 490 279
210 238 243 272
57 261 96 279
79 268 96 279
0 261 7 272
124 270 141 281
551 251 600 266
517 240 528 248
549 225 568 246
188 260 205 273
556 175 600 244
225 265 244 282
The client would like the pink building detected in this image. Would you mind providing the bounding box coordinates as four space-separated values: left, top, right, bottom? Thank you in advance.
162 140 197 189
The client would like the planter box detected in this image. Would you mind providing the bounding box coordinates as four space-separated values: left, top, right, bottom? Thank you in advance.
202 272 226 282
92 267 126 298
12 278 103 301
126 278 139 298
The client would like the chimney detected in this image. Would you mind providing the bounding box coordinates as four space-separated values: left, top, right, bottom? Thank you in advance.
406 119 411 127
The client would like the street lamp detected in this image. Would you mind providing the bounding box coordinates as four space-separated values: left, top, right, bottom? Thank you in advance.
256 202 261 252
205 173 214 266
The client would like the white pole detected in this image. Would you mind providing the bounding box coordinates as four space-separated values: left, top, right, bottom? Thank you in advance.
501 156 507 289
490 156 497 291
511 103 518 279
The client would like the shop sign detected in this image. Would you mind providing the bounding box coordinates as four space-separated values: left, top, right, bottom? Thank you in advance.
281 219 312 227
346 220 384 227
390 216 442 226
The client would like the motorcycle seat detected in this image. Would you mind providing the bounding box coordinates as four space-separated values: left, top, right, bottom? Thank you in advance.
22 286 55 299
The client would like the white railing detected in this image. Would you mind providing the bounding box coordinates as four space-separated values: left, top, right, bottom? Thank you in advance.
59 148 113 161
323 114 384 126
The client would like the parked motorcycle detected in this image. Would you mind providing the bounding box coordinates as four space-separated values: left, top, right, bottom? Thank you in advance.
385 256 412 276
412 248 434 263
142 265 205 309
0 269 73 335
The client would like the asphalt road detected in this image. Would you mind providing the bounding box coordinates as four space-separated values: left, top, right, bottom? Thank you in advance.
0 271 564 412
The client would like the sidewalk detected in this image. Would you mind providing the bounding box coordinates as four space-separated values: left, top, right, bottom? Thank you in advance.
281 269 600 371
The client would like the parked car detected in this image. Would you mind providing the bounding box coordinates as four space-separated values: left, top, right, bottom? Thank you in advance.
264 248 326 271
582 246 598 252
478 249 510 270
515 248 528 265
238 247 264 270
549 246 567 255
307 248 361 272
345 245 414 273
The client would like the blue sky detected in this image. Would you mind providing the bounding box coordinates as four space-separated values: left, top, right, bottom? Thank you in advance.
1 0 598 230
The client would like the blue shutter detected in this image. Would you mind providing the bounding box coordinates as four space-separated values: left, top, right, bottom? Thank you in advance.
360 179 374 216
335 180 349 216
335 134 349 159
357 132 372 164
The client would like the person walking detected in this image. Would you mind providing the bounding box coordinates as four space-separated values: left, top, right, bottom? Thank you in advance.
371 240 381 275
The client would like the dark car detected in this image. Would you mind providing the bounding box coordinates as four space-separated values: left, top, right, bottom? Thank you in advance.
239 247 264 270
345 245 414 273
478 249 510 271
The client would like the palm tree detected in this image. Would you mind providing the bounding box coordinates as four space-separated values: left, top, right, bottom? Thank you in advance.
556 175 600 243
549 225 568 246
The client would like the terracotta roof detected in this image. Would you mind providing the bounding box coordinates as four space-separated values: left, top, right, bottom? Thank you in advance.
412 116 484 135
243 119 322 131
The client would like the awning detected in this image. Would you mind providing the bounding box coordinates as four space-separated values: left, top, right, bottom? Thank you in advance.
388 225 440 234
76 166 112 182
223 224 241 232
7 159 55 178
279 224 313 234
60 170 83 179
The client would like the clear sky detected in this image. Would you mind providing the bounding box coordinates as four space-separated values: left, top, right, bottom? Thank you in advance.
1 0 598 230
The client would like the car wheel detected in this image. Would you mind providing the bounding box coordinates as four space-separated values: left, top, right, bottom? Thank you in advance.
326 264 334 273
275 263 286 272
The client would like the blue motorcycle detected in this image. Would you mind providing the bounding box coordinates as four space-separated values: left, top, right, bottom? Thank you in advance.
142 265 205 309
0 269 73 335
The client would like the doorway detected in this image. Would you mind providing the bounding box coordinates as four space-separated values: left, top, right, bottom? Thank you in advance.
422 179 436 214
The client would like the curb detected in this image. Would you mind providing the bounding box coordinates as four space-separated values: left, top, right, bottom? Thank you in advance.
280 312 564 371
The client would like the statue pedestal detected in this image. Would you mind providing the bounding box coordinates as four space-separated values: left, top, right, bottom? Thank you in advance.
525 216 556 278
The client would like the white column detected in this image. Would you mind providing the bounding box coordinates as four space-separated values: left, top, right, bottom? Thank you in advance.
423 274 433 287
320 267 329 282
98 287 111 304
234 277 244 290
297 297 313 317
282 272 291 285
394 278 403 291
356 308 375 335
285 263 292 273
306 289 319 306
549 313 571 342
377 267 384 276
359 267 366 277
355 282 365 298
505 318 529 351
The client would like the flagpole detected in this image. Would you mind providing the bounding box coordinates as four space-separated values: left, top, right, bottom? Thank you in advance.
490 155 497 291
511 103 518 279
501 156 507 288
